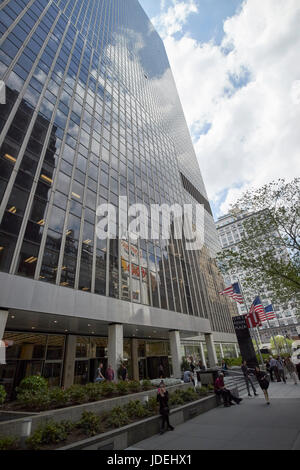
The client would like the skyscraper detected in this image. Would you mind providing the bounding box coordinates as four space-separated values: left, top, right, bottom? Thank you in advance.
0 0 238 396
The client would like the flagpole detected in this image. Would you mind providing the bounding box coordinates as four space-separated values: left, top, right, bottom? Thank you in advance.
237 280 264 366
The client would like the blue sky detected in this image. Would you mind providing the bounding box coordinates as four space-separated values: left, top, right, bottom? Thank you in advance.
138 1 300 220
139 0 244 45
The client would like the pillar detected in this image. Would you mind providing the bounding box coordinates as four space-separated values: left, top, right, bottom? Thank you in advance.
199 342 207 368
62 335 77 389
234 343 239 358
169 330 181 379
131 338 139 381
219 343 224 360
108 323 123 381
205 333 217 368
0 310 8 365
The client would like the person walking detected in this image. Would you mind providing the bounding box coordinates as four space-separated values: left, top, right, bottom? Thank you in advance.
214 372 243 407
277 356 286 383
157 381 174 434
254 366 270 405
265 359 272 381
284 357 298 385
158 363 164 379
241 360 258 397
269 356 280 382
105 364 115 382
121 363 128 381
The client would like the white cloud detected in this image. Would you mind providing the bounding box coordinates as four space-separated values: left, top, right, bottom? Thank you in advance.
152 0 198 38
154 0 300 216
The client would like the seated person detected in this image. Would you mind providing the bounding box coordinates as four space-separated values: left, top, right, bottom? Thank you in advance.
183 369 195 385
214 372 242 407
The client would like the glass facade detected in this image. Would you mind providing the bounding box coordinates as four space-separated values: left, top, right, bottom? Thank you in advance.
0 0 234 335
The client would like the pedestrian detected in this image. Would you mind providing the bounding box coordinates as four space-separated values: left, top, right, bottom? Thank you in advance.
198 360 206 371
276 356 286 383
253 366 270 405
214 372 243 407
121 363 128 381
190 357 196 373
241 360 258 397
265 359 272 381
284 357 298 385
158 363 164 379
183 369 195 385
296 363 300 381
157 381 174 434
95 362 105 383
105 364 115 382
269 356 280 382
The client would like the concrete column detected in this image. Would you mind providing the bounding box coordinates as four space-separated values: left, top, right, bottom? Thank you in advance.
219 343 224 360
131 338 139 381
234 343 239 358
0 310 8 365
199 342 207 368
62 335 77 389
108 323 123 381
169 330 182 379
205 333 217 368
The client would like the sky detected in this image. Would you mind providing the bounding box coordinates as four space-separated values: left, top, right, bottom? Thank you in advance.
138 0 300 220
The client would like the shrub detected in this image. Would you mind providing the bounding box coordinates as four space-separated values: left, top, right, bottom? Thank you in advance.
128 380 141 393
169 390 184 406
77 411 103 436
196 386 209 396
106 406 130 428
124 400 150 419
85 383 103 402
100 381 115 397
17 389 52 411
48 387 68 408
207 384 214 392
17 375 48 394
141 379 152 391
0 436 19 450
116 381 129 396
66 384 88 405
146 396 159 414
181 387 198 402
26 420 70 450
0 385 6 406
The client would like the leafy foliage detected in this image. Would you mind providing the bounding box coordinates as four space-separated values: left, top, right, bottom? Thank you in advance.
65 385 88 404
128 380 142 393
124 400 150 419
0 436 19 450
26 420 71 450
100 381 115 397
141 379 152 390
85 383 103 402
77 411 103 436
217 178 300 305
17 375 48 393
0 385 6 406
105 406 130 428
116 381 129 395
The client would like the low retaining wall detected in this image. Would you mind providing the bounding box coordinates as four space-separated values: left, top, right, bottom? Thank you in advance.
0 383 192 438
58 395 218 450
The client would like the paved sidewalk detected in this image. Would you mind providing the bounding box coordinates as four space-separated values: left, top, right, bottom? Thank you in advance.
127 379 300 450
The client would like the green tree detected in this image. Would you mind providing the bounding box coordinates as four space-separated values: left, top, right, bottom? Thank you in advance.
270 335 293 354
217 178 300 305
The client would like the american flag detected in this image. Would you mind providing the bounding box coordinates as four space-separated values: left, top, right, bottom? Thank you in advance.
245 310 261 328
258 304 276 322
219 282 244 304
246 296 264 327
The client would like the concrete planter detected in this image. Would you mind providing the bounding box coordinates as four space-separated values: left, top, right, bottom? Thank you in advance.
0 382 192 438
57 395 218 450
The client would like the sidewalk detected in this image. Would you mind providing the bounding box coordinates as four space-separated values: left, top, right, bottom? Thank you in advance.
127 379 300 450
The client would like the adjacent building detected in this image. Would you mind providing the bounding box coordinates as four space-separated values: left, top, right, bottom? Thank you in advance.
216 213 300 343
0 0 238 398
